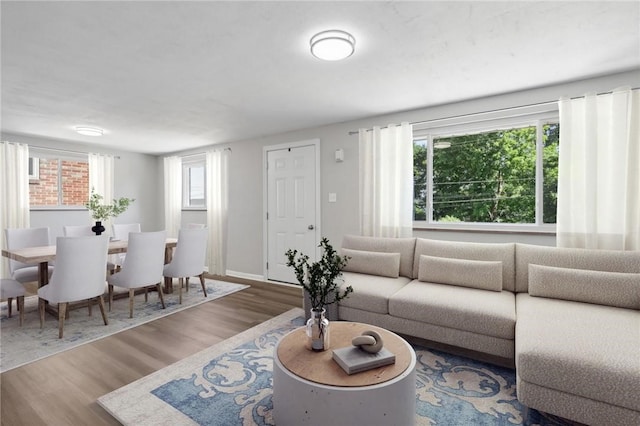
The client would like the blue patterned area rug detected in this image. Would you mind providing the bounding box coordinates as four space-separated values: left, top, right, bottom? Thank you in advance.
0 279 248 373
98 308 578 426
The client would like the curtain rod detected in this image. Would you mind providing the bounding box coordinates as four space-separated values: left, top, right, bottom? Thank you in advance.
348 87 640 135
29 144 121 159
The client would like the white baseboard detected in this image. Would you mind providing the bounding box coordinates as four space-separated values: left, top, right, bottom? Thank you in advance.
225 270 264 282
225 270 300 289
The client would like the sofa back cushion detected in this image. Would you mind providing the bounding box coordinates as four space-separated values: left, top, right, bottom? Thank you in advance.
413 238 516 291
418 255 503 291
341 235 416 278
341 248 401 278
515 243 640 293
529 264 640 309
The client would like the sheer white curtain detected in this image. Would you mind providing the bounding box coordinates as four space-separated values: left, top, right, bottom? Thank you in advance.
557 88 640 250
163 156 182 239
359 122 414 237
88 152 117 264
88 153 114 202
206 149 229 275
88 153 116 237
0 142 30 277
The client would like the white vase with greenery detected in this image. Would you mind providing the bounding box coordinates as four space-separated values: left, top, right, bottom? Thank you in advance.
84 188 135 235
285 238 352 351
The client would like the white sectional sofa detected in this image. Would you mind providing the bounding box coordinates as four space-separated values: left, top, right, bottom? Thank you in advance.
334 235 640 426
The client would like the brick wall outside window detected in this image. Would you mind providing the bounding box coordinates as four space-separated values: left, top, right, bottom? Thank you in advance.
29 158 89 206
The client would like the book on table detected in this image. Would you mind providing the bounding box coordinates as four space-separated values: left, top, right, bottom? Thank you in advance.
332 346 396 375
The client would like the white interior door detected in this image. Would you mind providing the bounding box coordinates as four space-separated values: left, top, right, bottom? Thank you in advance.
266 143 318 283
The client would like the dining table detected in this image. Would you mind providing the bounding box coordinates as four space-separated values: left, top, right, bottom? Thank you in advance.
2 237 179 317
1 237 178 291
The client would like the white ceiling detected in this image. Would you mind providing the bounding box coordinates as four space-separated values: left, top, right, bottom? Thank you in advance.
2 1 639 155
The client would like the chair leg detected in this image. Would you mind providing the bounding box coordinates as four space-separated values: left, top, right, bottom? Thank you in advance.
156 283 166 309
179 278 184 304
7 298 13 318
97 295 108 326
39 298 45 329
129 289 135 318
58 303 67 339
108 284 114 311
88 299 92 317
185 277 190 292
18 296 24 326
144 288 148 302
199 273 207 297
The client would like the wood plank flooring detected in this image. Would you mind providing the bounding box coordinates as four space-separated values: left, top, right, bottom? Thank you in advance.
0 278 302 426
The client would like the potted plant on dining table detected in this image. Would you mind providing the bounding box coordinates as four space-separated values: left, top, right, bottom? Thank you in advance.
286 238 352 351
85 188 135 235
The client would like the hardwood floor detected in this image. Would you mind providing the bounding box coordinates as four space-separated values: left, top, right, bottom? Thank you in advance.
0 278 302 426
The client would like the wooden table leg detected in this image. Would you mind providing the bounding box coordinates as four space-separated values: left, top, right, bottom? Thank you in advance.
39 261 58 317
164 276 173 294
38 261 49 288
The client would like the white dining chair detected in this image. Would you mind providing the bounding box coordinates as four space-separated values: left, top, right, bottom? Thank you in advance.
63 225 117 274
1 278 26 326
111 223 141 267
163 228 208 304
62 225 95 237
37 236 110 338
5 227 55 284
107 230 167 318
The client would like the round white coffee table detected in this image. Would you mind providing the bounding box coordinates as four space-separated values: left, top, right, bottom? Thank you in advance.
272 322 416 426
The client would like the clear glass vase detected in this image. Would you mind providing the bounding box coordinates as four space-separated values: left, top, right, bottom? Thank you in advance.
306 308 330 351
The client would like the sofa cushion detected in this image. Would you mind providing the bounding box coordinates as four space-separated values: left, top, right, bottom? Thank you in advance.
341 235 416 278
529 264 640 309
338 271 411 314
515 243 640 293
418 255 503 292
341 248 401 278
516 293 640 412
413 238 515 291
389 280 516 339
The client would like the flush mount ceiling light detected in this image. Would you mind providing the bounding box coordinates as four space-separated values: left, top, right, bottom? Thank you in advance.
310 30 355 61
75 126 103 136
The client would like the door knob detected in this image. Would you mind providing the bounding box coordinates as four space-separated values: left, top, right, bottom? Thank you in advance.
308 225 315 230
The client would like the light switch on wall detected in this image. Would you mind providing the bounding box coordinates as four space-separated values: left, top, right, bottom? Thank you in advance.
328 193 337 203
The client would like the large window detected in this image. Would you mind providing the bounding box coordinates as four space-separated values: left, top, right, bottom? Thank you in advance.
413 110 559 229
29 151 89 208
182 155 206 208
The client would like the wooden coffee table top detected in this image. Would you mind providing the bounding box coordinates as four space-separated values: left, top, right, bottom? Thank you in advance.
276 321 413 387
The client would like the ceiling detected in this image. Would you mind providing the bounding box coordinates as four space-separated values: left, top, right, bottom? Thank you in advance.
2 1 639 155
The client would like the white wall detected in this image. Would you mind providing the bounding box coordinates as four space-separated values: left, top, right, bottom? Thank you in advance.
167 70 638 277
6 70 638 277
1 133 161 240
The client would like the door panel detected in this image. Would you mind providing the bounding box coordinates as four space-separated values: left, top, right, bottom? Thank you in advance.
267 145 317 283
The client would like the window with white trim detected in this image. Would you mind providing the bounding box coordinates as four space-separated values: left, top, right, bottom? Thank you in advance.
413 107 559 229
28 157 39 180
29 149 89 208
182 155 206 208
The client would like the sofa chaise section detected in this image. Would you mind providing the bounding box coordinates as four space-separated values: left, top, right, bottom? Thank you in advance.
514 243 640 425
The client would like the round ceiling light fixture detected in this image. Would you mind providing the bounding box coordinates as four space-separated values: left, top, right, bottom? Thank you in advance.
75 126 103 136
310 29 355 61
